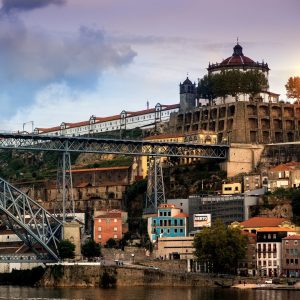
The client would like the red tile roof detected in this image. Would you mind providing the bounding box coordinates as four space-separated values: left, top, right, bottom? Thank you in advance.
282 235 300 240
240 217 288 228
174 213 188 218
269 162 300 172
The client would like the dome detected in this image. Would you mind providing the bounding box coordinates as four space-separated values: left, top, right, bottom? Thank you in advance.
207 43 269 72
220 43 255 66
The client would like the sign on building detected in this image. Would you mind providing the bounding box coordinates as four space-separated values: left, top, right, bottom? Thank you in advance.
194 214 211 228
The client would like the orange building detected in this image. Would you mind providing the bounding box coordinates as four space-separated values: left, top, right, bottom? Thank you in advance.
93 209 127 245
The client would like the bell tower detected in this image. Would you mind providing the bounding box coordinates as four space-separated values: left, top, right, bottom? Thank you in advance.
179 77 196 111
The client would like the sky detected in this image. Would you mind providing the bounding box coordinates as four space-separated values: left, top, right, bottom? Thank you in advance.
0 0 299 132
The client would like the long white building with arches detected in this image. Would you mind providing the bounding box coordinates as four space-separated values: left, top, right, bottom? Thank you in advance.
34 103 179 136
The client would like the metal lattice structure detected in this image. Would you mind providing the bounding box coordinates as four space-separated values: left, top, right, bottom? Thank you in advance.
0 177 62 261
55 152 75 223
145 157 166 213
0 133 228 159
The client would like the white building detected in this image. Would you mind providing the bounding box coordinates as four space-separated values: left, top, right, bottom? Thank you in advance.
34 103 179 137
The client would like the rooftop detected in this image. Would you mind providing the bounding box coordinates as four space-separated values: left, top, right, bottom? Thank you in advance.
240 217 288 228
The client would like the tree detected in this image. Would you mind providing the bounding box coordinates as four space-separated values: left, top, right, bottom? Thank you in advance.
285 76 300 102
197 70 268 102
106 238 117 248
57 240 75 259
81 239 101 259
193 220 247 274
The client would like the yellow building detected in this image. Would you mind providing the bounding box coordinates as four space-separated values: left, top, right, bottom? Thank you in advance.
222 182 242 195
140 131 217 178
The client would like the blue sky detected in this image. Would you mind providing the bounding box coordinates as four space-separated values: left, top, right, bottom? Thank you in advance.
1 0 300 131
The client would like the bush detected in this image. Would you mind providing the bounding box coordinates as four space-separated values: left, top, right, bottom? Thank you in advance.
105 238 117 248
82 239 101 259
58 240 75 259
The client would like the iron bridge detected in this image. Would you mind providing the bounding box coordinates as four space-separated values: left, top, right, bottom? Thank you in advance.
0 133 228 159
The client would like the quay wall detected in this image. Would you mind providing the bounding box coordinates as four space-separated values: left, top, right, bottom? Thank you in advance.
39 264 225 288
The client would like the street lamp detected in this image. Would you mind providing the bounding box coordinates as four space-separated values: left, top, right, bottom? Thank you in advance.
22 121 34 133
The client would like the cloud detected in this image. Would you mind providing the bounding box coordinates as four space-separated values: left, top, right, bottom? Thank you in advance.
0 0 66 14
0 17 137 119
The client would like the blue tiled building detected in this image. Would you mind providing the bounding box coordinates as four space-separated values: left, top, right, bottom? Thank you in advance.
148 204 188 242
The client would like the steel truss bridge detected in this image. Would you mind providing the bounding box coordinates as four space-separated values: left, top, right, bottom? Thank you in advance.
0 132 228 261
0 133 228 159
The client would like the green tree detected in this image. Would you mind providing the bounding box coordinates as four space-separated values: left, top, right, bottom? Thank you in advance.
197 75 216 102
57 240 75 259
197 70 268 102
285 76 300 102
106 238 117 248
193 220 247 274
81 239 101 259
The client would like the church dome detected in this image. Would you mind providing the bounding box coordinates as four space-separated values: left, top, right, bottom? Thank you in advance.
207 43 269 72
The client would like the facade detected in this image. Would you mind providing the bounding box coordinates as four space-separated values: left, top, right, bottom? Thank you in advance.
267 162 300 191
148 204 188 243
282 235 300 277
222 182 242 195
155 236 194 260
256 227 296 277
243 174 262 192
238 232 257 276
170 101 300 144
34 103 179 136
93 209 127 245
20 166 134 212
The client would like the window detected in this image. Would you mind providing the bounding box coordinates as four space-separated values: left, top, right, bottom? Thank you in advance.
98 235 102 239
114 235 118 239
98 227 102 232
180 229 183 233
153 220 156 225
273 260 277 266
296 259 298 264
167 229 170 234
295 241 298 245
114 227 118 232
160 229 163 234
285 241 289 245
286 259 290 265
98 219 102 223
174 229 178 233
114 218 117 223
268 261 272 266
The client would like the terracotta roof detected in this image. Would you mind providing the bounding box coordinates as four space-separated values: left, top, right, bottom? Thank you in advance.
174 213 188 218
256 227 296 232
95 114 120 122
283 235 300 240
240 217 288 228
36 126 60 133
70 166 130 173
269 162 300 172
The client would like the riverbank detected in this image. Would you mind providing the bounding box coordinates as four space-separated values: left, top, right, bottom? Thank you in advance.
38 264 229 288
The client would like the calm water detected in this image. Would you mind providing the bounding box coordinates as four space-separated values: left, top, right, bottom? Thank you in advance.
0 286 299 300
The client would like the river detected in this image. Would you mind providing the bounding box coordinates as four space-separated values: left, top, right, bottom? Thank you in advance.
0 286 299 300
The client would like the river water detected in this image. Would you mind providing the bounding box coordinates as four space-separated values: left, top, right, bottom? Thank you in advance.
0 286 299 300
